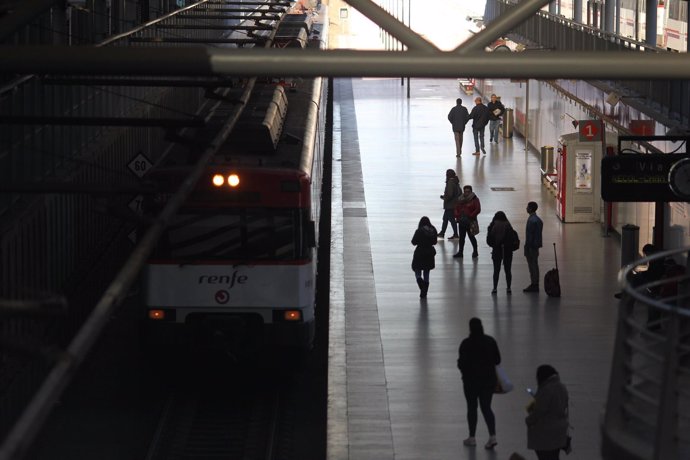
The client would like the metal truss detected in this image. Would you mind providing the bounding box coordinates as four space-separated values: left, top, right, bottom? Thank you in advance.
1 0 689 80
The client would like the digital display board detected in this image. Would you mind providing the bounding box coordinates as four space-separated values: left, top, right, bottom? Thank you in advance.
601 154 690 202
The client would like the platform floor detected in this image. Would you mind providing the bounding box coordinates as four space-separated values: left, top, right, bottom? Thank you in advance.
328 77 622 460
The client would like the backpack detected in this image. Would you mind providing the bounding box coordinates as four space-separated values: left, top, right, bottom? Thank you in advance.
507 227 520 251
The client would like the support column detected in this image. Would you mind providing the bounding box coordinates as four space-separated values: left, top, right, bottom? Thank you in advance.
574 0 583 22
604 0 615 33
645 0 657 47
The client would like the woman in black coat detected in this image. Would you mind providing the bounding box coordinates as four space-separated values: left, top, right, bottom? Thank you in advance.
411 216 438 298
486 211 517 295
457 317 501 449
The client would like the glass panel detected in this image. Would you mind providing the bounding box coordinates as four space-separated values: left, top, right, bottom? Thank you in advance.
155 208 302 261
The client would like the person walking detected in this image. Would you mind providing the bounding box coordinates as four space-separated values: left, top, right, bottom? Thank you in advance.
523 201 543 293
411 216 438 298
487 211 518 294
453 185 481 259
457 317 501 450
448 98 470 157
525 365 570 460
438 169 461 239
469 97 490 155
487 94 505 143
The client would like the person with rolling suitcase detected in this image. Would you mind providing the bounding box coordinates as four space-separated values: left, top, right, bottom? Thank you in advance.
544 243 561 297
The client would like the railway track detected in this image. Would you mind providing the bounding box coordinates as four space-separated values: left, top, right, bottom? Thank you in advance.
145 353 300 460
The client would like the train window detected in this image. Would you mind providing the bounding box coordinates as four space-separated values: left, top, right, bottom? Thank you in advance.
668 0 688 21
154 209 305 261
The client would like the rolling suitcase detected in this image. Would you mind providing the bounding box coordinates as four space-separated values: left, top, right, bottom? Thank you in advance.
544 243 561 297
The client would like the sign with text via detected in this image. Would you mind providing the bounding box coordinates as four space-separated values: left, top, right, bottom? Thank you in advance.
601 154 688 202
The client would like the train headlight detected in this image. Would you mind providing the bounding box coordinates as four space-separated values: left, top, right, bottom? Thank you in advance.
149 309 166 320
227 174 240 187
283 310 302 321
212 174 225 187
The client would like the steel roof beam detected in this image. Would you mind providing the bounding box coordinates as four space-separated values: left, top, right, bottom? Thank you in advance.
155 24 274 30
175 14 281 20
342 0 439 52
42 76 238 87
128 37 264 44
0 0 60 43
456 0 553 53
0 115 206 127
2 46 690 80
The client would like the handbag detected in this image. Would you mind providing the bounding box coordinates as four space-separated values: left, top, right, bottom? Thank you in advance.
508 228 520 251
469 219 479 236
494 365 514 394
562 425 573 455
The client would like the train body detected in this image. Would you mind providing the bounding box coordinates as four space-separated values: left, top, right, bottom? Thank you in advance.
142 5 328 350
547 0 687 51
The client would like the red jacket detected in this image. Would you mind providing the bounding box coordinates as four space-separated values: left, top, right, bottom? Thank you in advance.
455 195 481 220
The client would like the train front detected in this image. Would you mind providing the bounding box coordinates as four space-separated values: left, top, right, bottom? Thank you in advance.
142 167 317 352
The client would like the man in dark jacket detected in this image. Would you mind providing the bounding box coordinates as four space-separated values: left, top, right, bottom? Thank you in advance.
523 201 543 293
487 94 505 143
457 317 501 449
469 97 490 155
448 98 470 157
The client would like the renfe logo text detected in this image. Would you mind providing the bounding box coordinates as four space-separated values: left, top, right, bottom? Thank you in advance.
198 270 247 289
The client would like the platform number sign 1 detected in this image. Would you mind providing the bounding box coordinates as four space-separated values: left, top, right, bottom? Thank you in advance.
127 152 153 178
578 120 602 142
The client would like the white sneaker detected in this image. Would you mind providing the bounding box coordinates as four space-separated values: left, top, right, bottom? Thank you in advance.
485 436 497 449
463 437 476 446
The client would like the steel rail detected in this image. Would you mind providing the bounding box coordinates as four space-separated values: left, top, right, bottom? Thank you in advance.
2 47 690 79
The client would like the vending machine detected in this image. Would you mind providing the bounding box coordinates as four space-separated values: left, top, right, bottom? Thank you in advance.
556 133 602 222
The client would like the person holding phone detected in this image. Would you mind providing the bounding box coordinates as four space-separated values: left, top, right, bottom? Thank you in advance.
525 365 570 460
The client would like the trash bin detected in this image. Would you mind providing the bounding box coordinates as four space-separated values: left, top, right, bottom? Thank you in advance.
621 224 640 268
502 108 514 138
540 146 554 174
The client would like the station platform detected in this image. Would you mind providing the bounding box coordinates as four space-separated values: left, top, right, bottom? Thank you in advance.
327 77 623 460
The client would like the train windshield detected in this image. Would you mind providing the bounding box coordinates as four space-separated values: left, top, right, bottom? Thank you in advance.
153 208 308 261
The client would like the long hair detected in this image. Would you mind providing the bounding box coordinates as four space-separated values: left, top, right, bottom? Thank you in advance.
418 216 432 229
492 211 508 223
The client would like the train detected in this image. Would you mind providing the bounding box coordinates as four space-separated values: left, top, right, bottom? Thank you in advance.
141 4 328 352
551 0 687 51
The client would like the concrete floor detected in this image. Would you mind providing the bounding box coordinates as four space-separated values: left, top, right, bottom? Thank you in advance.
328 76 622 460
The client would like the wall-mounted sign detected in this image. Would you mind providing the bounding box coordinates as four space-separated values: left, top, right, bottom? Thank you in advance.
601 154 690 202
575 151 592 192
579 120 602 142
629 120 655 136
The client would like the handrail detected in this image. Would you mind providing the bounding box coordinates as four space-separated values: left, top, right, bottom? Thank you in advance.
603 246 690 460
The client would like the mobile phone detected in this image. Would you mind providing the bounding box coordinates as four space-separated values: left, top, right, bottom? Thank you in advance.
526 388 535 396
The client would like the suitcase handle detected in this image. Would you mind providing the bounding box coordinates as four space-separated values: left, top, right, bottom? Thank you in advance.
553 242 558 270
